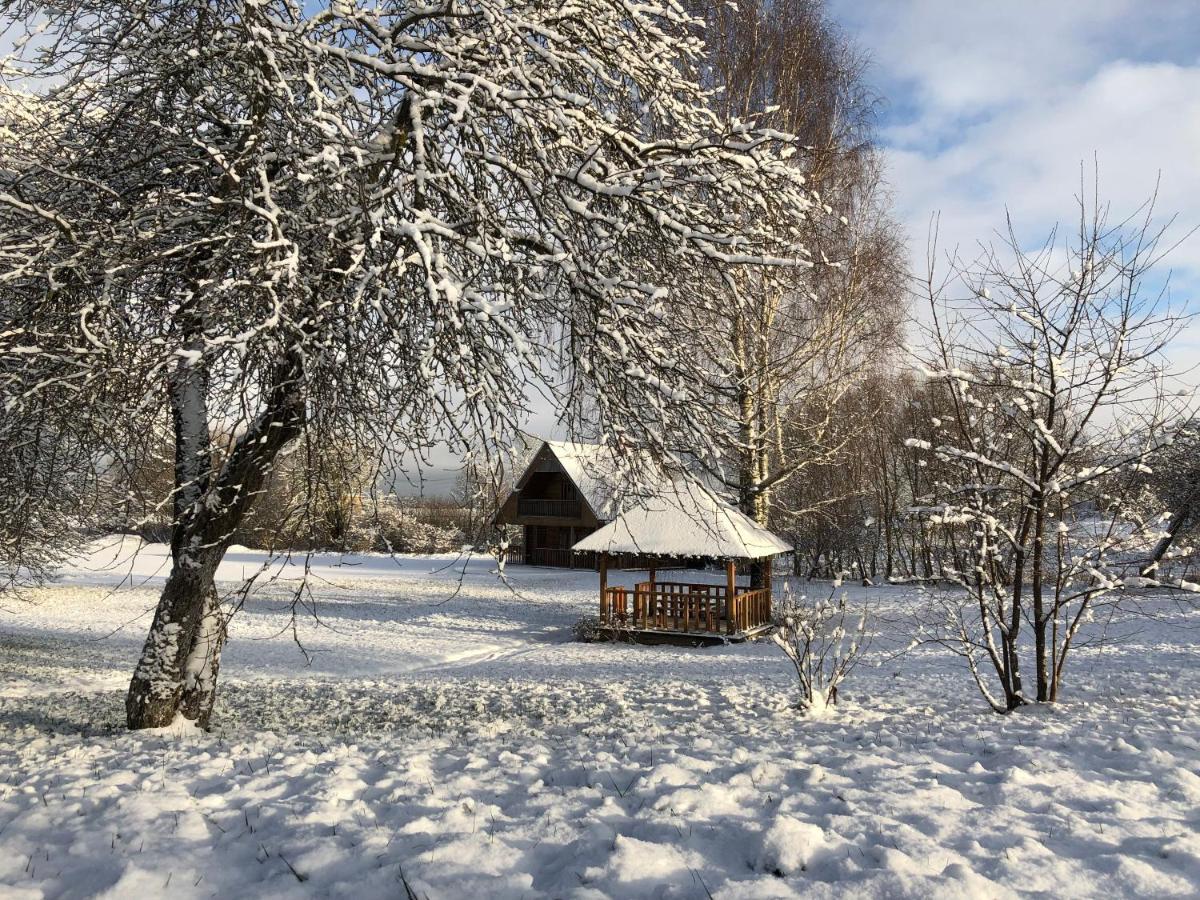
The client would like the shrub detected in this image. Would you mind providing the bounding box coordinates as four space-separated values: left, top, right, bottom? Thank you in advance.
572 615 605 643
771 583 869 715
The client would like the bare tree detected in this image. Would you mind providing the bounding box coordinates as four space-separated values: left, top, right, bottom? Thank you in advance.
0 0 822 728
692 0 906 557
909 188 1195 711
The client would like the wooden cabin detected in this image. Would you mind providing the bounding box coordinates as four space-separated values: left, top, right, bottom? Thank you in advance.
573 482 791 644
492 440 612 568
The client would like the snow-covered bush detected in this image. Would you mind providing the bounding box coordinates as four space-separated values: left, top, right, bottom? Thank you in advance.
572 616 605 644
376 504 464 555
771 583 869 715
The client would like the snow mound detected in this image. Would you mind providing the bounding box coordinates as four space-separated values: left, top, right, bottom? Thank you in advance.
757 816 827 875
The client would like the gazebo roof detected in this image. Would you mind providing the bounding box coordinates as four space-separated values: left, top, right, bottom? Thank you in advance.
572 482 791 560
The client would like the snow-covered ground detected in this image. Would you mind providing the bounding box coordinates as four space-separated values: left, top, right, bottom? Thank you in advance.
1 537 1198 899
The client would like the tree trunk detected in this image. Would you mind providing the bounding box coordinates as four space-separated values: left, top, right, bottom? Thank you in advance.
126 551 224 728
1004 553 1025 710
126 352 221 729
734 371 769 590
126 352 306 730
1031 499 1050 703
179 580 227 727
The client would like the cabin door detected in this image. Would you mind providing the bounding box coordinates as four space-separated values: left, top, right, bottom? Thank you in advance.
529 525 572 568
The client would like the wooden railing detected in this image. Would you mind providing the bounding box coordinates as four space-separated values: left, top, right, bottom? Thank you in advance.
634 580 730 599
517 498 582 518
600 584 772 635
728 588 771 634
528 547 574 568
504 546 597 568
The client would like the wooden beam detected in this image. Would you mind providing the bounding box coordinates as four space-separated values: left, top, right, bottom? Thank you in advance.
726 558 737 635
599 553 609 623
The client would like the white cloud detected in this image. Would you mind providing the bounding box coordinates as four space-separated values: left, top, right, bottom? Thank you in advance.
888 59 1200 265
832 0 1200 371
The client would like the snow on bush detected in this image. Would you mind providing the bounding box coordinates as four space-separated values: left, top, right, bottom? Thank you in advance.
771 582 869 715
572 615 606 643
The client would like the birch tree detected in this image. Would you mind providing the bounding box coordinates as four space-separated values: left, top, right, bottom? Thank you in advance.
0 0 820 728
693 0 905 542
909 194 1195 711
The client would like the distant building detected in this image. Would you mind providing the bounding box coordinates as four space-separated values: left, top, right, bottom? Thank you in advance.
492 439 615 568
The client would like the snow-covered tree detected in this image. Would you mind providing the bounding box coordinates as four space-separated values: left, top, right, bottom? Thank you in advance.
0 0 819 728
0 393 97 593
908 194 1195 712
1131 419 1200 576
692 0 905 569
0 85 101 592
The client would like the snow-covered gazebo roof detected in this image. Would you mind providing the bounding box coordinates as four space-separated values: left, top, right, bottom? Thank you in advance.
572 482 791 560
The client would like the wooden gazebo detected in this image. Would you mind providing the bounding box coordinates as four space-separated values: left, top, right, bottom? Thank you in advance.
572 483 791 644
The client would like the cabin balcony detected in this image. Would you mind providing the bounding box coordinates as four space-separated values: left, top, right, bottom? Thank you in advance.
517 497 583 518
599 581 772 644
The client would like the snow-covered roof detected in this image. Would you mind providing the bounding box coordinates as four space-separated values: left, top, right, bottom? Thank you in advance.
572 481 791 560
509 437 673 521
538 439 622 520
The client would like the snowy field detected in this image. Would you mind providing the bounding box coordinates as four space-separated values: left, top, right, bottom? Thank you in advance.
1 538 1199 899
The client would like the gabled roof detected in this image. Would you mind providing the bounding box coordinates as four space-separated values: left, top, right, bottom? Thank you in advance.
537 439 621 520
572 481 791 560
507 438 672 522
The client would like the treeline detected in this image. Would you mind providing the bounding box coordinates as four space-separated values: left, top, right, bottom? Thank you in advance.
775 374 1200 583
108 438 473 555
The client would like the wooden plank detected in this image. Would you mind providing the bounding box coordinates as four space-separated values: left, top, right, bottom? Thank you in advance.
726 559 737 635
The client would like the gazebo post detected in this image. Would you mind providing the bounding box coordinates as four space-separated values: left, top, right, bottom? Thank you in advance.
764 554 773 625
726 558 737 635
599 553 609 623
645 564 656 630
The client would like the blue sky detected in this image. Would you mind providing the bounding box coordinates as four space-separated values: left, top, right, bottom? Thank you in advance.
831 0 1200 321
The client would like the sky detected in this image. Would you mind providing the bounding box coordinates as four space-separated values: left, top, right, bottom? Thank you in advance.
831 0 1200 318
416 0 1200 494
